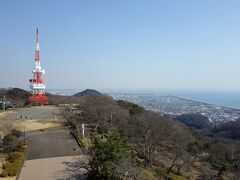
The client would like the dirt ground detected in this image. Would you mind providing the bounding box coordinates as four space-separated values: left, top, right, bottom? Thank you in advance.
0 106 64 135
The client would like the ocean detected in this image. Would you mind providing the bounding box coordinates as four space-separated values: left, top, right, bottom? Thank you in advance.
47 89 240 110
168 91 240 109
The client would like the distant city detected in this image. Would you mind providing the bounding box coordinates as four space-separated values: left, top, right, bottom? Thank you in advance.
108 92 240 124
48 89 240 124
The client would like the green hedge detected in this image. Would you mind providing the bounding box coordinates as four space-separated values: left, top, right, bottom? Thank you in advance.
0 151 24 177
68 116 77 129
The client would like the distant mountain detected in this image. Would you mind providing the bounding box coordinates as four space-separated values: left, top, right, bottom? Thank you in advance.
0 88 30 107
174 113 212 129
73 89 102 97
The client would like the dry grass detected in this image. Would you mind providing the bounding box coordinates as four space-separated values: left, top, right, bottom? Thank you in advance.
80 137 92 152
16 118 63 132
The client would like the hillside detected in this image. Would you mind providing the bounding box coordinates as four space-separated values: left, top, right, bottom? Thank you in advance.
1 88 239 179
73 89 102 97
174 113 212 130
210 119 240 140
47 89 103 105
62 92 240 179
0 88 30 107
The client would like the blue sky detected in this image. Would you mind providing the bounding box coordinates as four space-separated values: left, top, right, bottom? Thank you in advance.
0 0 240 91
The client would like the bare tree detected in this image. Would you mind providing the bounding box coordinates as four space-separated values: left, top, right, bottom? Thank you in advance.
77 95 129 134
165 124 195 174
128 112 172 165
231 144 240 180
115 156 141 180
198 162 218 180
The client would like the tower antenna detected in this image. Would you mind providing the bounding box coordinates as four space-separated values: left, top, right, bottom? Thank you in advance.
28 28 48 105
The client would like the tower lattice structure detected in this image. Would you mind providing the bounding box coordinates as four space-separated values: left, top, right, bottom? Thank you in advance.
28 28 48 105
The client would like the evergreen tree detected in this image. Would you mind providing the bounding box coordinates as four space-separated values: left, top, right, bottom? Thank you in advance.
89 128 127 179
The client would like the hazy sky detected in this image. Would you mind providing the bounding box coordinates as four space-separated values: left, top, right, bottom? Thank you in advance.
0 0 240 91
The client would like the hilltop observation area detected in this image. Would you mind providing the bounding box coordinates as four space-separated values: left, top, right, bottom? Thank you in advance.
0 106 87 180
0 106 63 134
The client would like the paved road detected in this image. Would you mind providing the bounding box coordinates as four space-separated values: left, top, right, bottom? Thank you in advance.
19 156 88 180
19 127 86 180
25 128 83 160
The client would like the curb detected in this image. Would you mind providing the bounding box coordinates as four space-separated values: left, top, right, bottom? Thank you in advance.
16 145 28 180
73 135 87 155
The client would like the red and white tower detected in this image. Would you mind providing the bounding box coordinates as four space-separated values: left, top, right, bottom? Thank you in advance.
28 28 48 105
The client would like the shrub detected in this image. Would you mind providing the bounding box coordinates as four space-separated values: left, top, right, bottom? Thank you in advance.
0 171 8 177
1 151 24 177
1 161 18 176
2 129 24 152
2 134 16 146
10 129 23 138
68 116 77 129
90 129 127 178
9 152 22 162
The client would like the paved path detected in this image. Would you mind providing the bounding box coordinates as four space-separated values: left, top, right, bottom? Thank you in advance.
18 127 87 180
19 156 88 180
25 128 82 160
